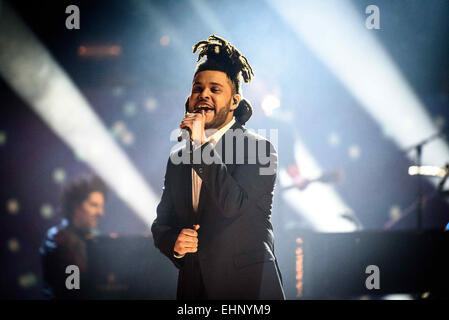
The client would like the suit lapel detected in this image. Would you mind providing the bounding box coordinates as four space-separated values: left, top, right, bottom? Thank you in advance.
196 121 245 220
196 182 207 222
184 162 195 225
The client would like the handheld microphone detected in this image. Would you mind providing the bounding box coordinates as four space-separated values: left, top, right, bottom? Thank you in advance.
177 109 202 142
178 127 191 142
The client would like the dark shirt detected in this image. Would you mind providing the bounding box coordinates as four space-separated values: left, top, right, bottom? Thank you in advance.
40 219 90 299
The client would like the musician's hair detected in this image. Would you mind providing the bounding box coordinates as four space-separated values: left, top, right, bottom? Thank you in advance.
192 35 254 95
61 175 107 220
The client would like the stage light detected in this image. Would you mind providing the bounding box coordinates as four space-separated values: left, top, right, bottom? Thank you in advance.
110 121 135 146
109 46 121 56
52 168 67 184
328 132 340 147
123 101 137 117
261 94 281 116
160 35 170 47
295 238 304 298
279 138 357 232
7 238 20 252
107 272 116 284
111 121 127 138
78 45 121 57
348 145 361 160
121 131 135 146
383 294 413 300
421 292 431 299
389 205 401 222
40 204 54 219
6 199 19 215
17 273 37 288
408 165 446 177
0 3 159 227
144 97 158 112
268 0 449 181
0 131 6 146
111 86 125 97
78 46 87 56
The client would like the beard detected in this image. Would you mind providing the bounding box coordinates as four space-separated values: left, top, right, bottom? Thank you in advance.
204 98 232 129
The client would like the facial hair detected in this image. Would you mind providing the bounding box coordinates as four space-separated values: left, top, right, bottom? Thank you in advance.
205 98 232 129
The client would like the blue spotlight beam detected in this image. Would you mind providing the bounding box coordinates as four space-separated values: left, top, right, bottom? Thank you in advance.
0 2 159 227
268 0 449 178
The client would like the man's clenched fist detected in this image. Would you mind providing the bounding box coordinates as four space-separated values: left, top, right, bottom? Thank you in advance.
174 224 200 256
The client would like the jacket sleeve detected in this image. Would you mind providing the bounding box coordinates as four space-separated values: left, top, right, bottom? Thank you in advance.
151 158 184 269
191 137 277 219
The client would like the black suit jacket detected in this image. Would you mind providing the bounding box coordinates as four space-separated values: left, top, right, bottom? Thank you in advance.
151 121 285 299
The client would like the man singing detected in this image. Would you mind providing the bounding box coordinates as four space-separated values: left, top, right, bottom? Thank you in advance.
151 35 285 300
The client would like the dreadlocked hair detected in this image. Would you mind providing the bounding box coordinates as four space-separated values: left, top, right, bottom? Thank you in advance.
192 35 254 95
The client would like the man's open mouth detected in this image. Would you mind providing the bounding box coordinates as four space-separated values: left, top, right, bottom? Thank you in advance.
195 105 215 114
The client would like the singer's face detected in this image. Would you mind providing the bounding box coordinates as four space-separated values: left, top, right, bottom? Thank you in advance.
72 191 105 231
189 70 238 130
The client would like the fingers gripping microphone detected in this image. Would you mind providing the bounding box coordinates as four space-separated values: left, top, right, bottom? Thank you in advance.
178 109 204 141
178 97 197 142
178 127 191 142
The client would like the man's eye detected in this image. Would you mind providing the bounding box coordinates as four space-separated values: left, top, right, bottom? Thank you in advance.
211 88 221 93
192 87 202 92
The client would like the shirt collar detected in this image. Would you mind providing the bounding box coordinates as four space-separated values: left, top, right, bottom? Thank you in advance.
205 117 236 144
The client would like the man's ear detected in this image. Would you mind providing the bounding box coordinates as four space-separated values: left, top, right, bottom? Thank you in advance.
230 94 241 111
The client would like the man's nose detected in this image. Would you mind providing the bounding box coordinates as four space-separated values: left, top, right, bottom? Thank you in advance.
199 88 211 100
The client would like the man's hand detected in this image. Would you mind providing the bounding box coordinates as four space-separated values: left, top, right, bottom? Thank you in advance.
174 225 200 256
180 111 206 145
